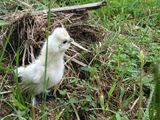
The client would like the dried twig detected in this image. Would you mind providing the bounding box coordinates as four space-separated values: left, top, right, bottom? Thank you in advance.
65 55 87 67
17 0 32 9
71 41 91 53
129 97 139 112
0 1 107 20
65 53 79 64
0 91 11 95
22 47 27 66
30 46 35 62
31 97 36 120
32 1 107 15
67 93 80 120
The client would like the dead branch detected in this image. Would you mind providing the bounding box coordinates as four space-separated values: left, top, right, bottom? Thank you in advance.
0 1 107 20
67 93 80 120
32 0 107 15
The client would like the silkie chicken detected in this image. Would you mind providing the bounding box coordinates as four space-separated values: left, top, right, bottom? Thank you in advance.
15 27 73 104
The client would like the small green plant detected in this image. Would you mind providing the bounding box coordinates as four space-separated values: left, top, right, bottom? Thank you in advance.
108 82 116 100
0 20 8 26
99 94 105 113
149 60 160 120
138 50 145 120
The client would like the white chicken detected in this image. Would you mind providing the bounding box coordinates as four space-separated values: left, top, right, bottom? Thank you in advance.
15 27 73 102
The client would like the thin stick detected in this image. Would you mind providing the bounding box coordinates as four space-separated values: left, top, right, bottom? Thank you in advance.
30 45 35 62
67 93 80 120
32 1 107 15
0 1 107 20
31 105 36 120
0 91 11 95
17 0 32 9
65 53 79 64
22 47 26 66
65 54 87 67
129 97 139 112
71 41 91 53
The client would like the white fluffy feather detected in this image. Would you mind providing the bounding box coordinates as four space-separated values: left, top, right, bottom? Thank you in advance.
15 27 73 96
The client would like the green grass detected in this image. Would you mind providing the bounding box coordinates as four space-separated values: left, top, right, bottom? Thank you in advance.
0 0 160 119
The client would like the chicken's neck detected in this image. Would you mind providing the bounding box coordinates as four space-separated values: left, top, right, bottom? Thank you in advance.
36 51 65 66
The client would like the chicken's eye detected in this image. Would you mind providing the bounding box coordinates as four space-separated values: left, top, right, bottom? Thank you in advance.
62 40 68 44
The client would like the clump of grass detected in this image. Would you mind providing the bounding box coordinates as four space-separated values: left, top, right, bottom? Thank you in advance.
149 60 160 119
138 50 145 120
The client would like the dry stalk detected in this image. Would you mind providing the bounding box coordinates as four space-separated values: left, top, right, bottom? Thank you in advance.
67 93 80 120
